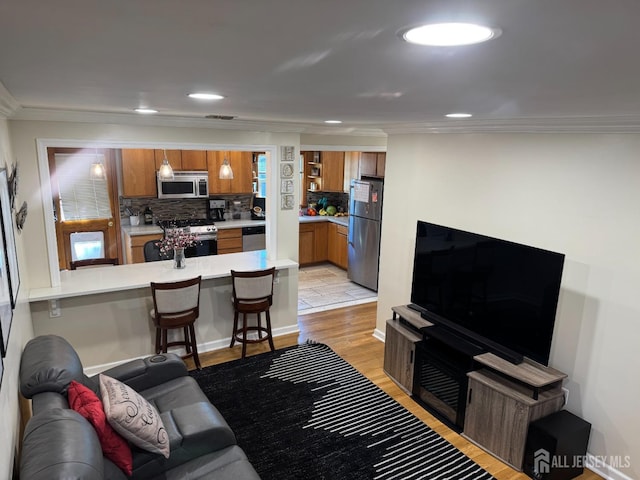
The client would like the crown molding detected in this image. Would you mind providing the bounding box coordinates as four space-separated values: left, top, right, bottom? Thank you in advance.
0 82 20 118
10 105 640 135
9 107 387 137
381 115 640 134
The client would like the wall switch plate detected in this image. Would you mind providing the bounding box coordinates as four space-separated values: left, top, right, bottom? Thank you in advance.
274 271 280 284
562 387 569 406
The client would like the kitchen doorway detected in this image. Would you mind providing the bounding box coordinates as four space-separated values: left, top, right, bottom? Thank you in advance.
47 147 122 270
298 262 377 314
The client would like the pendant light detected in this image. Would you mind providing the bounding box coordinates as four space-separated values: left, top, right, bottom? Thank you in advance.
89 148 106 181
158 149 174 180
219 158 234 179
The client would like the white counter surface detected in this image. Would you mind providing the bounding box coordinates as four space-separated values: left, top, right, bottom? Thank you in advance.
123 219 266 236
29 251 297 302
299 215 349 227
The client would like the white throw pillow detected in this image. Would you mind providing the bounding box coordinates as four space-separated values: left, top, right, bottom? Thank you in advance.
99 374 170 458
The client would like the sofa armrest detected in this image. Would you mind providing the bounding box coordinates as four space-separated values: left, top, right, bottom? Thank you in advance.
21 408 104 480
96 353 188 391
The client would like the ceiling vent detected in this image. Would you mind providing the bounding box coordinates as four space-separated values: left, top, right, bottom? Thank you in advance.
205 114 236 120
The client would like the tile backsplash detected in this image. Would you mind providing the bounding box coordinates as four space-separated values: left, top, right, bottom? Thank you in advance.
120 194 254 224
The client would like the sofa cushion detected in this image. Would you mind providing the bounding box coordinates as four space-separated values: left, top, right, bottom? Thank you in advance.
153 446 261 480
68 380 133 475
99 374 170 459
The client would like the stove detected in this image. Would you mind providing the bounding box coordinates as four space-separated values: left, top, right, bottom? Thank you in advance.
158 218 218 256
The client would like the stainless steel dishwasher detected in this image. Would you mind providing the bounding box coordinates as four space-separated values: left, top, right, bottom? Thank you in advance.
242 225 266 251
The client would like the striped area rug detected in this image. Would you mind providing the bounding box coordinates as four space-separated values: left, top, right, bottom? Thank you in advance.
191 342 495 480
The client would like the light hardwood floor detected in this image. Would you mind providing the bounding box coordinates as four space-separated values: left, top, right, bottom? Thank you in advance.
194 303 601 480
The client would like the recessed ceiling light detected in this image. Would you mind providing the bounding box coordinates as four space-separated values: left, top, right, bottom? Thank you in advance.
325 120 342 124
446 113 473 118
188 93 225 100
402 23 500 46
135 108 158 114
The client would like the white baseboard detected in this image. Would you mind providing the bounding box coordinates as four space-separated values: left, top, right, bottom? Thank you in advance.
372 328 385 342
585 453 635 480
84 324 300 377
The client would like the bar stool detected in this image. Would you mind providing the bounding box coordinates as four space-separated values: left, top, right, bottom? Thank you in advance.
230 267 276 358
150 276 202 369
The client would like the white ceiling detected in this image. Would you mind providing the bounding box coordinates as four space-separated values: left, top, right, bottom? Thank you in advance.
2 0 640 134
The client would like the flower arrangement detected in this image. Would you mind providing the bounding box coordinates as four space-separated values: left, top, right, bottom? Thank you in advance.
156 228 200 255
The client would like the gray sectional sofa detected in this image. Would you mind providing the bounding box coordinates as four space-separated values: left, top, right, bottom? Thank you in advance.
19 335 260 479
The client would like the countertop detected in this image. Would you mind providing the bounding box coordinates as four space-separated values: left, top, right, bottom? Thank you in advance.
123 216 347 236
29 250 297 302
299 215 349 227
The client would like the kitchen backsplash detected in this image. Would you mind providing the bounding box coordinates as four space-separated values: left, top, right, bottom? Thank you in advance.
120 194 255 223
306 191 348 212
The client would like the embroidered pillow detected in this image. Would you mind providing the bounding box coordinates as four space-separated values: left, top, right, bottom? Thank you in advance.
67 380 133 475
99 374 170 458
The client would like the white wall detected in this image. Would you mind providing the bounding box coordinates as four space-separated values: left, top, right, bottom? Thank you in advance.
378 133 640 479
0 119 34 479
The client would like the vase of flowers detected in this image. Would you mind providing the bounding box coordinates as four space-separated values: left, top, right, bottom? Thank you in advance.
156 228 199 269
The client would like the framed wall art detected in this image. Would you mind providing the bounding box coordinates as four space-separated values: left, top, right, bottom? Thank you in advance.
0 170 19 308
0 176 12 356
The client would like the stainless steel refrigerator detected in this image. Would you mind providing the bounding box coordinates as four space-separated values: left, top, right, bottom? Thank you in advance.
348 177 384 291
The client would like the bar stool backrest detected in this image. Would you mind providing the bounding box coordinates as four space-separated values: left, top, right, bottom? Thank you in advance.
151 276 201 328
231 267 275 305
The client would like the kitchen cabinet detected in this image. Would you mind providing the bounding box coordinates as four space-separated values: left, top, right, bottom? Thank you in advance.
121 149 157 197
124 232 163 264
154 149 182 171
360 152 387 177
302 151 322 205
299 222 328 265
181 150 207 170
207 151 253 194
321 151 344 192
327 222 348 270
217 228 243 254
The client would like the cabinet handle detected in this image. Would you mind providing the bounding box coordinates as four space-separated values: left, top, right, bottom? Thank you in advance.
468 388 473 404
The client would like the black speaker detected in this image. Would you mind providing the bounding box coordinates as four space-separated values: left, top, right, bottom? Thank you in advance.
523 410 591 480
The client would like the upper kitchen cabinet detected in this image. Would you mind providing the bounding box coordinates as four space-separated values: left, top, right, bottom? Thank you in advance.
206 151 253 194
321 151 345 192
343 151 386 191
154 149 182 170
181 150 207 170
122 149 157 197
359 152 386 177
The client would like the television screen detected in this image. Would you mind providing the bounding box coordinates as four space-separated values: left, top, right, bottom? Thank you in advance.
410 221 565 365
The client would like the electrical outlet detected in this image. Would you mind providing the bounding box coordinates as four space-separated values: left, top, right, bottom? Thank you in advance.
49 299 61 318
562 387 569 406
124 199 132 207
273 271 280 284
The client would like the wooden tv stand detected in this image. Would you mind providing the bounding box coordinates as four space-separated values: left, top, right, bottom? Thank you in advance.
384 305 567 471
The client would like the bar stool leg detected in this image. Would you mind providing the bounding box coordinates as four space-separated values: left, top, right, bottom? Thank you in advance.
257 312 263 338
189 324 201 370
155 327 161 354
161 329 168 353
241 312 248 359
266 309 275 352
230 310 239 348
184 326 192 354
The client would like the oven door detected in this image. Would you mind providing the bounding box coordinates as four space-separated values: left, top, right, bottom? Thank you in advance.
185 237 217 257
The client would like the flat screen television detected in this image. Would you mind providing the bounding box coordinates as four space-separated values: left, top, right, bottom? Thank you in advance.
410 221 565 365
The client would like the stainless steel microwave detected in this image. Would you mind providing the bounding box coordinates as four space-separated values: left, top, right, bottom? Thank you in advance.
157 171 209 199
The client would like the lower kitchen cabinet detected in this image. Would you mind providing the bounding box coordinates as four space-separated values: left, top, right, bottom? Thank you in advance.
217 228 243 254
299 222 328 266
125 232 162 264
327 222 348 269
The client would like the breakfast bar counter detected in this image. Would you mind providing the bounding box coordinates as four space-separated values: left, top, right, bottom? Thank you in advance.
28 251 299 371
29 250 295 302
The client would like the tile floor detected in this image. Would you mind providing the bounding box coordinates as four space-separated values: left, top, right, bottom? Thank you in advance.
298 263 377 314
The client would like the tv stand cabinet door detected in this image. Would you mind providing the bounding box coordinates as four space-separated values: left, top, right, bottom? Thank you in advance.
463 376 530 469
463 372 565 471
383 319 421 394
